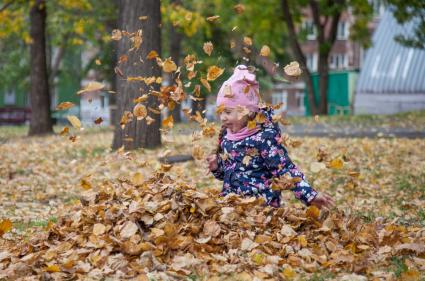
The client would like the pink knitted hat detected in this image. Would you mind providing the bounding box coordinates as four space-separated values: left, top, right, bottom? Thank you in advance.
216 65 260 112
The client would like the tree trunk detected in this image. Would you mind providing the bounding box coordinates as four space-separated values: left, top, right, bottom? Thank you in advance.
169 0 183 123
317 56 329 114
29 0 53 136
281 0 318 115
112 0 161 150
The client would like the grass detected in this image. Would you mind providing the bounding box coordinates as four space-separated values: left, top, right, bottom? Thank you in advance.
13 216 58 233
390 256 408 278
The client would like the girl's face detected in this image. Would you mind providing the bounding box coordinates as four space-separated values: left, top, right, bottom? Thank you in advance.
219 107 249 133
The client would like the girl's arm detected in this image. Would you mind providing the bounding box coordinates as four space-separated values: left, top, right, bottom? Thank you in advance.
211 155 225 180
260 129 318 206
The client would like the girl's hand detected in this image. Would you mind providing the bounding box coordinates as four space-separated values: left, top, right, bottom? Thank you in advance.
310 192 335 209
206 154 219 172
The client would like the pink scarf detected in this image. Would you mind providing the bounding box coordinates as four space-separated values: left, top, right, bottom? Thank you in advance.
225 126 261 141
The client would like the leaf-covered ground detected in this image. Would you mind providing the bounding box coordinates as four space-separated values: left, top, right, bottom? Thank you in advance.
0 122 424 280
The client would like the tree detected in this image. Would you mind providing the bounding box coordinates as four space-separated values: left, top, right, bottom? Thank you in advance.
280 0 372 115
29 0 53 135
387 0 425 49
0 0 117 134
168 0 183 123
112 0 162 150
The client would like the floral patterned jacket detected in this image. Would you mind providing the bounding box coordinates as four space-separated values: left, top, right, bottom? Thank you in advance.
212 107 318 207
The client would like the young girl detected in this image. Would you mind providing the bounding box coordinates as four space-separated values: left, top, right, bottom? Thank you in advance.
206 65 334 209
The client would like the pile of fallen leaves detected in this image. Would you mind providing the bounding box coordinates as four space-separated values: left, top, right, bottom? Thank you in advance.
1 169 424 280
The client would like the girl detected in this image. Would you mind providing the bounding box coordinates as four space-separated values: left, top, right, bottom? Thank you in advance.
206 65 334 209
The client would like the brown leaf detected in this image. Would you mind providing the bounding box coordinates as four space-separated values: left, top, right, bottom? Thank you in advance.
203 41 213 56
56 102 75 111
207 66 224 81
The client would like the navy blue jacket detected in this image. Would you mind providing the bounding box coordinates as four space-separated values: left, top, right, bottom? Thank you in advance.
212 107 318 206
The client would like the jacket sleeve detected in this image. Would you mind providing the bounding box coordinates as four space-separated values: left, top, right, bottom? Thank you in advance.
260 129 318 206
211 155 225 181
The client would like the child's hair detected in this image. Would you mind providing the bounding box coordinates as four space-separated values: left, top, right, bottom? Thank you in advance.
215 111 257 155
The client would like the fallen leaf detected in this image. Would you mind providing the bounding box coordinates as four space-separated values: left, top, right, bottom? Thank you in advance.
260 45 270 57
203 42 213 56
120 221 138 239
93 223 106 236
162 57 177 73
111 29 122 40
66 115 82 129
0 219 12 236
77 81 105 95
284 61 302 77
207 66 224 81
206 15 220 22
56 102 75 111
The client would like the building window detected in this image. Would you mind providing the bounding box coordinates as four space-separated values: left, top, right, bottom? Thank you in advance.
306 53 317 72
329 54 348 69
4 90 16 105
337 21 349 40
303 20 316 40
272 91 288 112
295 92 305 111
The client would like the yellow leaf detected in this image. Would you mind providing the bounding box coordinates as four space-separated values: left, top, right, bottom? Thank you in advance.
162 115 174 129
162 57 177 73
242 155 251 166
247 120 257 130
284 61 302 77
111 29 122 40
281 267 295 279
203 41 213 56
401 269 420 281
93 223 106 236
0 219 12 236
328 158 344 169
133 103 147 120
131 172 144 186
66 115 81 129
80 178 92 190
95 59 101 65
146 50 158 60
77 81 105 95
206 15 220 22
306 205 320 220
251 253 265 265
216 104 225 114
260 45 270 57
243 36 253 46
59 126 69 136
45 264 60 273
56 102 75 111
298 235 308 247
207 66 224 81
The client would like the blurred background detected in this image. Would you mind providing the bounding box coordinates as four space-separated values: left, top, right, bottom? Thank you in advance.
0 0 424 139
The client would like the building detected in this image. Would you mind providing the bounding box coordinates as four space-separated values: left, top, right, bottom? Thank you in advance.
354 11 425 114
272 0 386 115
